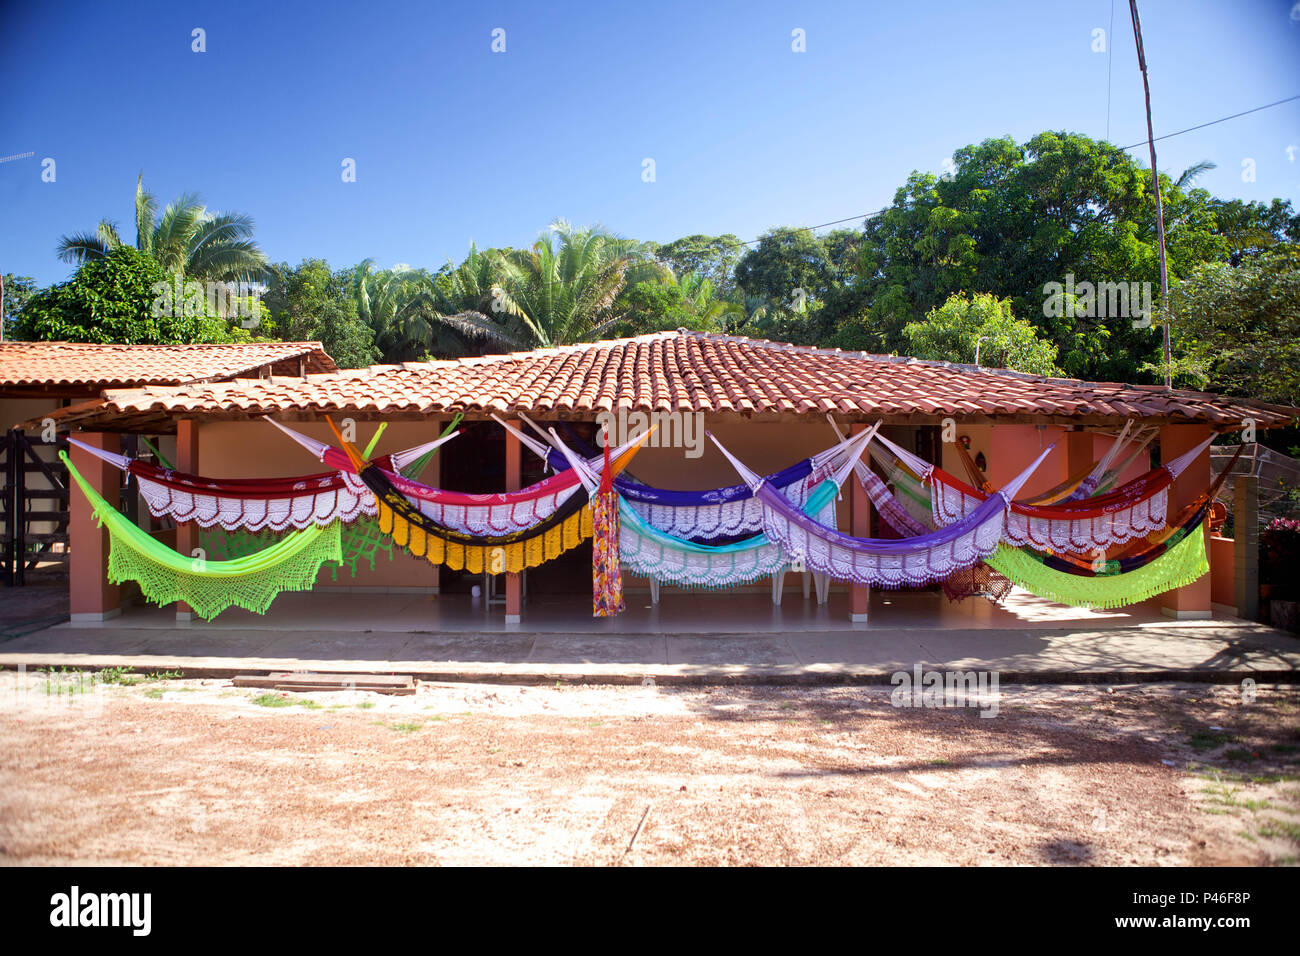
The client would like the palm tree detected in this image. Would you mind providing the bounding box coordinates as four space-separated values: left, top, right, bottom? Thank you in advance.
57 174 267 282
1173 160 1217 190
676 272 744 329
350 260 440 361
435 221 664 350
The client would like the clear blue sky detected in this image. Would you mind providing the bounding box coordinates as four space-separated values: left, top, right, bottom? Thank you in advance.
2 0 1298 287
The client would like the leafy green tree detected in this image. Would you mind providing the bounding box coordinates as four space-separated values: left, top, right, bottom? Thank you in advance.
853 131 1256 382
901 292 1059 375
614 271 742 335
2 274 37 338
56 174 267 282
13 246 250 344
652 234 744 298
1160 244 1300 408
262 260 379 368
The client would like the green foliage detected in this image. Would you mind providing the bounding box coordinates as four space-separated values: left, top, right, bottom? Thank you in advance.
901 293 1060 375
1161 245 1300 408
57 174 267 282
652 234 744 298
263 259 379 368
850 131 1288 382
614 271 741 335
2 273 37 338
13 247 251 344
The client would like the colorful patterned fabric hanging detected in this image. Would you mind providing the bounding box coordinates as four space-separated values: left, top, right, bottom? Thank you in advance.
270 417 650 536
591 441 624 617
62 452 341 620
873 431 1212 554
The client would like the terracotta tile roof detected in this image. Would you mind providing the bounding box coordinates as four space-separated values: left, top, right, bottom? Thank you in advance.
34 331 1299 433
0 341 336 389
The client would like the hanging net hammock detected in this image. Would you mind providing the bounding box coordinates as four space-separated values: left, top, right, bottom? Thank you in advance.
873 430 1212 554
710 431 1053 588
336 421 648 574
549 429 848 590
63 451 342 620
198 516 396 583
268 417 642 536
984 524 1209 609
497 412 848 542
68 429 454 532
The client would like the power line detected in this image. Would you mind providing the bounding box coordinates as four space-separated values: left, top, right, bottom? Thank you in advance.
739 93 1300 247
1117 93 1300 150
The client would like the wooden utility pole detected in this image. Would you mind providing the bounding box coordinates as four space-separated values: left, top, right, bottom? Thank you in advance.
1129 0 1173 389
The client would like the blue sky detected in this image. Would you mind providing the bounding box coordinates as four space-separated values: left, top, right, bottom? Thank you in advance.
2 0 1298 286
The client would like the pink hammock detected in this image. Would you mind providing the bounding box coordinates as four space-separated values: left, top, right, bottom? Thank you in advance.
709 432 1053 588
267 417 643 535
68 435 449 531
874 431 1212 554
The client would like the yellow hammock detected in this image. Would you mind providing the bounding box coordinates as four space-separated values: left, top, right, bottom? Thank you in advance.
334 418 648 575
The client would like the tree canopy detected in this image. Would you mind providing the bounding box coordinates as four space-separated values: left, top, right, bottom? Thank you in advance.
14 246 251 344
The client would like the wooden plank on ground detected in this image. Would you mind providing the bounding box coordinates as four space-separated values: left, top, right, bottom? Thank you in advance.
233 672 414 694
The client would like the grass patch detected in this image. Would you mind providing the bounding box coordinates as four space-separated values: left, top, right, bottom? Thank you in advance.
356 701 376 710
1258 820 1300 843
929 758 952 766
1188 729 1240 751
389 721 423 733
1222 747 1260 762
252 693 297 708
97 666 137 685
143 687 164 700
144 669 184 682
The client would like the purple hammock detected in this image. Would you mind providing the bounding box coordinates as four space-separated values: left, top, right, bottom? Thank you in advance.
709 432 1054 588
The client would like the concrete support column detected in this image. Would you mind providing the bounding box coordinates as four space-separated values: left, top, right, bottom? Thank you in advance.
1160 423 1213 619
849 422 870 623
1233 474 1259 621
504 425 521 624
175 419 199 622
69 432 122 622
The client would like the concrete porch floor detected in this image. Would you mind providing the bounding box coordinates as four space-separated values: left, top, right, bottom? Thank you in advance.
2 587 1297 684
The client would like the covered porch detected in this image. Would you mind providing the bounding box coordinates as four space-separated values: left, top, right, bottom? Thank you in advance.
32 331 1300 635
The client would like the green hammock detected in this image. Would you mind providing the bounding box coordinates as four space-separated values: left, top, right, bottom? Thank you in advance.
63 451 342 620
200 516 394 582
985 524 1209 610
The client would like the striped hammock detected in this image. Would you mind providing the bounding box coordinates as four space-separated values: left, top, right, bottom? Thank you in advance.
873 431 1212 554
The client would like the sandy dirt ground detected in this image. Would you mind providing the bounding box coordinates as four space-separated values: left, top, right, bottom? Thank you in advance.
0 671 1296 866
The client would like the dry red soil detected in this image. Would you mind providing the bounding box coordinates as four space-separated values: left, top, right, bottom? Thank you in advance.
1 677 1296 866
